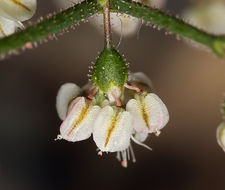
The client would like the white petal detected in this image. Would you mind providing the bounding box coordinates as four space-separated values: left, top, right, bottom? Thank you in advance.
93 106 133 152
217 122 225 152
56 83 81 120
0 16 17 38
133 132 148 143
126 93 169 133
60 97 100 142
0 0 36 22
128 72 153 89
54 0 80 8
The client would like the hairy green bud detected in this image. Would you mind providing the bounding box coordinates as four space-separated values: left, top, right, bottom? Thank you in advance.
92 47 128 93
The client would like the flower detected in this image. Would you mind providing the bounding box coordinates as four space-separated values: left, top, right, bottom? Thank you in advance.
55 72 169 167
54 0 166 37
217 122 225 152
0 0 37 38
183 0 225 35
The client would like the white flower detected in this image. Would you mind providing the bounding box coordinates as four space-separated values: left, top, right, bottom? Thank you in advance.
217 122 225 152
0 0 37 38
183 1 225 35
126 93 169 134
54 0 166 37
55 72 169 167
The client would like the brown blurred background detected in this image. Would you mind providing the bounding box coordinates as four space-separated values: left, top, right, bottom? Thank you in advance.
0 0 225 190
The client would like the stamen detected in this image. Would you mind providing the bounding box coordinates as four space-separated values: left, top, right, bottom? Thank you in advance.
121 161 128 168
87 88 97 100
112 91 122 107
121 150 128 168
129 144 136 163
116 151 121 161
54 135 63 141
155 130 161 136
127 148 130 160
131 136 152 151
124 83 141 93
98 151 103 156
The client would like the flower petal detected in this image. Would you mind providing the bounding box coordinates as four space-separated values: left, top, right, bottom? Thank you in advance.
60 97 100 142
126 93 169 133
133 132 148 143
56 83 81 120
0 0 36 22
217 122 225 152
0 16 17 38
93 106 133 152
128 72 153 89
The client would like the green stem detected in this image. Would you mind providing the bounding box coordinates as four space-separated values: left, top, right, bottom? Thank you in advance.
111 0 225 57
0 0 101 57
0 0 225 58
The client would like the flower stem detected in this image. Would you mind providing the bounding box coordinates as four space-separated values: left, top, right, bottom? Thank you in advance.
0 0 225 58
103 1 112 49
0 0 101 58
110 0 225 57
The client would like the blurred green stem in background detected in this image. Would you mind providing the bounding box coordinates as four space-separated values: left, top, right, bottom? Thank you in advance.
0 0 225 58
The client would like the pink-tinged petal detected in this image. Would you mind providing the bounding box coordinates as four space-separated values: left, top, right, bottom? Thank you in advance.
145 93 169 132
60 97 100 142
56 83 81 120
217 122 225 152
126 93 169 133
93 106 133 152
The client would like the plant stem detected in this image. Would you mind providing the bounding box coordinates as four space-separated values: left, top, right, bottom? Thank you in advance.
110 0 225 57
0 0 101 57
103 1 112 48
1 0 225 58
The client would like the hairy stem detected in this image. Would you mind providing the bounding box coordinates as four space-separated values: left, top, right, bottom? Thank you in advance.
0 0 101 57
0 0 225 58
111 0 225 57
103 1 112 48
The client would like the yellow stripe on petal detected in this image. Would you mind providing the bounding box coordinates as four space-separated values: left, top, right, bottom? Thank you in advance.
67 104 89 136
10 0 31 12
104 113 120 147
0 23 6 36
139 96 150 128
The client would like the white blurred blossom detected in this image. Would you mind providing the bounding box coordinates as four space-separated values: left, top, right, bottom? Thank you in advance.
217 122 225 152
183 1 225 35
0 0 36 38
